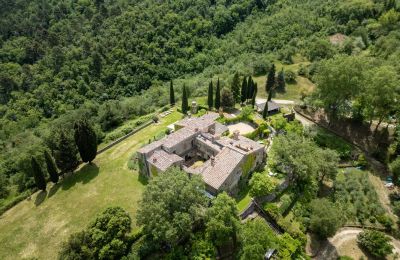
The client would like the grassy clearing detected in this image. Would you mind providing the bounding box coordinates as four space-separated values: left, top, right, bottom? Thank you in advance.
254 75 315 102
0 110 182 260
236 188 252 212
253 60 315 102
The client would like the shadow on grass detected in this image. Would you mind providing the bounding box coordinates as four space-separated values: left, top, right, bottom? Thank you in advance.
61 163 100 191
235 184 250 203
138 174 149 185
48 183 61 198
316 239 339 260
35 190 47 206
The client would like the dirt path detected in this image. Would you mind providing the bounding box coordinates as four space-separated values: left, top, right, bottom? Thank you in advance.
314 228 400 259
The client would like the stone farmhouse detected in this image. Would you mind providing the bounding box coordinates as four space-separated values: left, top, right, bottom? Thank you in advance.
137 112 265 195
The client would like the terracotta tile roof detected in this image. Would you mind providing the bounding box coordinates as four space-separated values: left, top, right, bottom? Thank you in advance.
147 149 184 172
162 128 197 150
201 147 245 190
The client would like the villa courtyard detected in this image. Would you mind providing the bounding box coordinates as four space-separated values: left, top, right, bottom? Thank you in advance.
228 122 255 135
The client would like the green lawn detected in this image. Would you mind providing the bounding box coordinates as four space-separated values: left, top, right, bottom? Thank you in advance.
236 185 252 212
0 110 182 260
253 60 315 102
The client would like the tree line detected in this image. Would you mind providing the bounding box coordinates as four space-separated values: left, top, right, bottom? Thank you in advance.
31 120 98 192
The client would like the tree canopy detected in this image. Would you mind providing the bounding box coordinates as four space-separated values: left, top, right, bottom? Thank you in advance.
136 168 207 247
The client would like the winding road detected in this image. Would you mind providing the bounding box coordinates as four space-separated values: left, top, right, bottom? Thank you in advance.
314 228 400 259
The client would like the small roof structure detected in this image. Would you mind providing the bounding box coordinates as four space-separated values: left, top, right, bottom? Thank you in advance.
147 149 184 172
329 33 347 45
256 101 280 113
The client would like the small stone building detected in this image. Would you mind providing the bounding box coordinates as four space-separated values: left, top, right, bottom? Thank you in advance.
137 112 265 195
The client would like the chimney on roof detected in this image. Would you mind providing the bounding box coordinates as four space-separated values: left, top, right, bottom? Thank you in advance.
195 128 199 132
153 158 157 163
211 156 215 166
233 130 240 140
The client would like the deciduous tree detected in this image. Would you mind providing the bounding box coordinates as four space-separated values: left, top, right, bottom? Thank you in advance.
206 192 240 255
239 218 276 260
309 198 342 238
249 172 275 197
136 168 207 247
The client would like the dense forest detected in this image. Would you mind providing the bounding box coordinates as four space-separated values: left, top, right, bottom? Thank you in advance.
1 0 400 222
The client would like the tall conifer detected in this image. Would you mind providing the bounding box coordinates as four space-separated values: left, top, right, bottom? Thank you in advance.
31 157 46 191
208 81 214 110
251 84 257 108
266 64 276 94
54 131 79 173
170 80 175 106
215 78 221 110
277 69 285 93
74 119 97 163
181 84 189 114
241 76 247 104
262 99 269 119
231 72 241 103
44 150 59 184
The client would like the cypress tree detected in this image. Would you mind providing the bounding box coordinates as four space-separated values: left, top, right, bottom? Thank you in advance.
247 76 253 100
74 119 98 163
31 157 46 191
262 99 269 119
170 80 175 106
231 72 241 103
241 76 247 104
277 69 285 93
181 84 189 114
251 84 257 108
215 78 221 110
266 64 276 94
54 131 79 173
44 150 59 184
208 81 214 110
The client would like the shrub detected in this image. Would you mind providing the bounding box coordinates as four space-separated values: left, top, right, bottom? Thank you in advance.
357 230 393 258
249 172 275 197
285 70 296 83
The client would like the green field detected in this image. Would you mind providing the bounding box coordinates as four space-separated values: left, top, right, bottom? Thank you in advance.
0 110 182 260
254 60 315 102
